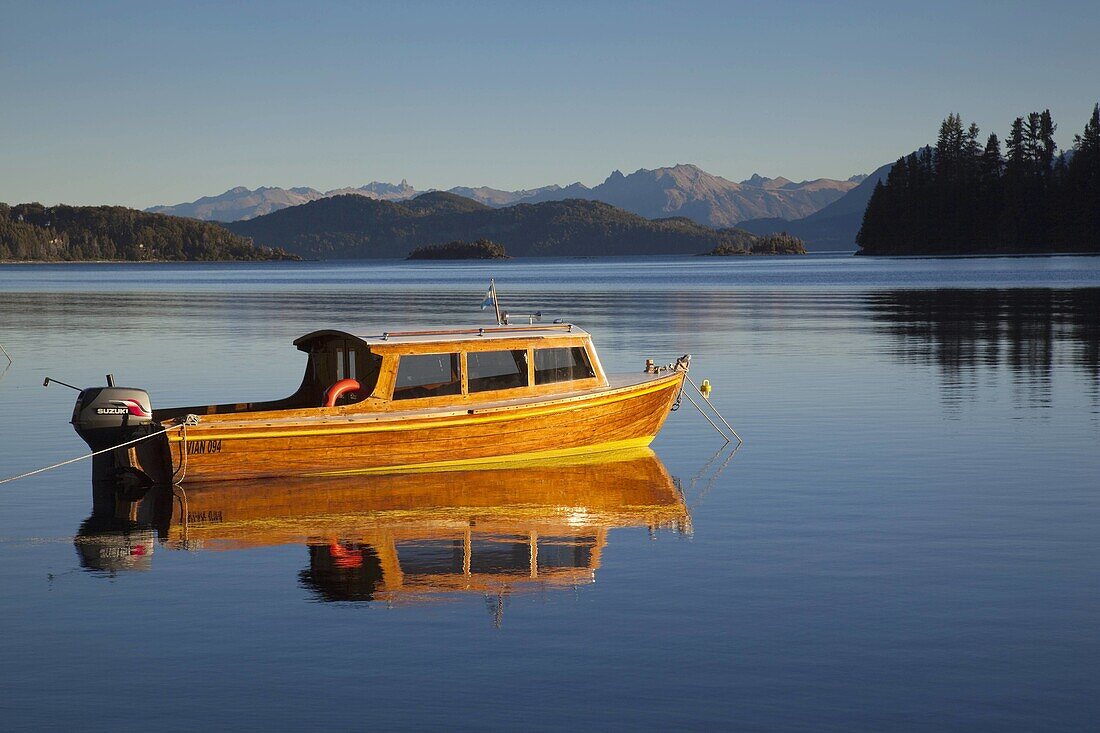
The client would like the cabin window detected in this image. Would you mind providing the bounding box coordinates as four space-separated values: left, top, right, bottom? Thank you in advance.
318 343 381 404
332 344 362 382
534 347 595 385
467 349 529 393
393 353 461 400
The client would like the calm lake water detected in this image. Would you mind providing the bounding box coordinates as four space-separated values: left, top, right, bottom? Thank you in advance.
1 255 1098 731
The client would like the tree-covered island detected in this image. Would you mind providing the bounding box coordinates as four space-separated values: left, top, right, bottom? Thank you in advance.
703 232 807 256
407 239 510 260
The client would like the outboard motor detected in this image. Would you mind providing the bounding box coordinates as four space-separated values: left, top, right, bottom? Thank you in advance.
71 385 155 452
50 373 171 486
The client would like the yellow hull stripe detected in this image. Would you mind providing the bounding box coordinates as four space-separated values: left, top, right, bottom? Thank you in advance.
303 436 656 478
167 377 679 444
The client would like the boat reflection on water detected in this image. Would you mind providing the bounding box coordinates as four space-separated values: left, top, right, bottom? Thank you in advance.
75 517 156 573
76 449 690 610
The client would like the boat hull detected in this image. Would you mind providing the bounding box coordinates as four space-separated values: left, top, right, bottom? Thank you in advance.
157 372 684 483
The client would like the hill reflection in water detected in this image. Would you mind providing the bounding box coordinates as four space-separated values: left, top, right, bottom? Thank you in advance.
76 449 691 614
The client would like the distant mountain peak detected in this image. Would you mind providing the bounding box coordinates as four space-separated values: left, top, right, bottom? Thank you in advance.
665 163 707 180
742 174 798 189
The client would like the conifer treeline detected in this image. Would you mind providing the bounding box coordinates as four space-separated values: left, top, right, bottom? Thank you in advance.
0 202 296 261
857 105 1100 254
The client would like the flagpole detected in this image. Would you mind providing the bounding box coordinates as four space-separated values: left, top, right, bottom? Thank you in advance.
491 279 503 325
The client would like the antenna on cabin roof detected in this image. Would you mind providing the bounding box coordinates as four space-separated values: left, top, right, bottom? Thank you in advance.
480 279 503 326
502 310 542 326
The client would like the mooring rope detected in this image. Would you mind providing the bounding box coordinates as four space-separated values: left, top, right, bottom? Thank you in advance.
173 422 189 483
0 424 184 486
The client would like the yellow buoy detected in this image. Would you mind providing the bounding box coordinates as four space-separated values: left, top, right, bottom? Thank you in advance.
700 379 712 399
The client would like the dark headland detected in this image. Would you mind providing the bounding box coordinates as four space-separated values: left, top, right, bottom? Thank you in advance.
856 105 1100 256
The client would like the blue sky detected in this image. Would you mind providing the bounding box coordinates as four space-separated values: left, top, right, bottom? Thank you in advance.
2 0 1097 208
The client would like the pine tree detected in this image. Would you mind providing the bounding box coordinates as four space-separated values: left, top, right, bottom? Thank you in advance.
980 134 1004 179
1005 117 1027 174
1073 103 1100 161
964 123 982 169
1024 113 1044 173
935 113 966 175
1038 109 1058 172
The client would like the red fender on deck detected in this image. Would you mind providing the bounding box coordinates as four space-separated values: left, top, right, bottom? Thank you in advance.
324 378 361 407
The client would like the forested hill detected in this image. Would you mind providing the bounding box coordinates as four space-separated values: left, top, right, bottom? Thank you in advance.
0 203 295 261
226 191 767 258
857 105 1100 255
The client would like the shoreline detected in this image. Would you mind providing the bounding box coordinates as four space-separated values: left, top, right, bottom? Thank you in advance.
4 250 1100 265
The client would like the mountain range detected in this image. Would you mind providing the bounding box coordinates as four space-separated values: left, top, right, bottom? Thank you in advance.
509 166 864 227
145 181 417 221
148 164 862 229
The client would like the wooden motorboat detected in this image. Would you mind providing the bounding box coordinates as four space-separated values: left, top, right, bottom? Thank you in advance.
70 323 689 484
76 448 690 606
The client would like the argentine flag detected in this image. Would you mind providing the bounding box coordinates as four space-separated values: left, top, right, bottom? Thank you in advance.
480 282 496 310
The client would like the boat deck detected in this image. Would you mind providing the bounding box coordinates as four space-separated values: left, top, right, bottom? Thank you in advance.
163 372 678 430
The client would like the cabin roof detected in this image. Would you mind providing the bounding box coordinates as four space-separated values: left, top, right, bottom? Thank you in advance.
294 323 588 351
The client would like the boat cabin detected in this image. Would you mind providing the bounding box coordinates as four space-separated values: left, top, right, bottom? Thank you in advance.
156 324 609 419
